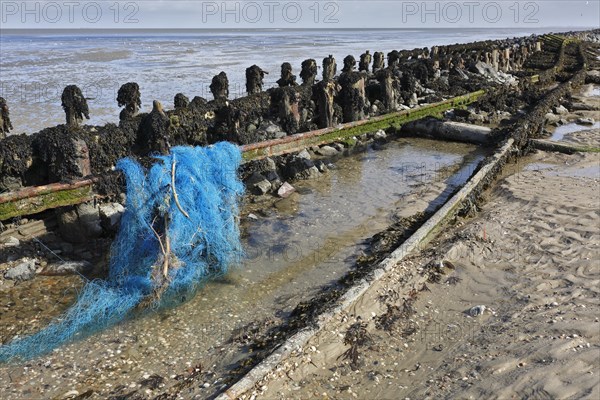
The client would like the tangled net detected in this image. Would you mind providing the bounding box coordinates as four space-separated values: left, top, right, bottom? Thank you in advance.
0 142 244 362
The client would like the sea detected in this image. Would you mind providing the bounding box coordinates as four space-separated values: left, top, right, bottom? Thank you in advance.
0 28 574 134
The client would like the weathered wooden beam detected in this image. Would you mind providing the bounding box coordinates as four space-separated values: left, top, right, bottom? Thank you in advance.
216 138 516 400
531 138 600 154
0 90 485 221
401 119 493 144
0 179 96 221
241 90 485 161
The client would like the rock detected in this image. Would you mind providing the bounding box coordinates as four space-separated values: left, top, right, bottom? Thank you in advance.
553 105 568 115
469 61 500 81
57 203 102 243
315 145 338 157
3 236 20 247
245 172 272 195
408 93 419 107
99 203 125 232
61 390 80 399
255 179 272 195
576 117 595 126
332 143 345 152
304 166 320 179
4 258 37 281
264 170 282 187
468 113 486 124
61 242 74 254
468 305 486 317
277 182 296 198
451 68 470 80
284 155 321 180
373 129 387 139
297 149 311 160
315 160 328 173
544 113 561 126
264 157 277 171
39 261 92 276
247 213 259 220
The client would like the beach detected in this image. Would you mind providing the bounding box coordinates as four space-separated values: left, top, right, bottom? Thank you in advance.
248 90 600 400
0 27 598 399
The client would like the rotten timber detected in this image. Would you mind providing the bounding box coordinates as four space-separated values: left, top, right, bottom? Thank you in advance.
217 138 516 400
0 90 485 221
531 138 600 154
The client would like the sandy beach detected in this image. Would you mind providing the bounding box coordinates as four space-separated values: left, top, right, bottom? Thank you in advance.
251 120 600 398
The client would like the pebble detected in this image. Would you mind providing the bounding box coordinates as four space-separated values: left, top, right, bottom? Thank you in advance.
469 305 486 317
3 236 20 247
61 390 79 399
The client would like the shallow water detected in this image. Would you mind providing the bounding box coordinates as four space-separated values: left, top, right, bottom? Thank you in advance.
0 138 484 399
550 121 600 141
0 28 555 134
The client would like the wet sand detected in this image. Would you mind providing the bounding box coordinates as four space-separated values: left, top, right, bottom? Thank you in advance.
254 137 600 399
0 139 482 399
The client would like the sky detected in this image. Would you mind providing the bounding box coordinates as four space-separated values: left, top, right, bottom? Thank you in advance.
0 0 599 30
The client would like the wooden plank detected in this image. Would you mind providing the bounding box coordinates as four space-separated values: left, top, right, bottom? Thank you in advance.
0 90 485 221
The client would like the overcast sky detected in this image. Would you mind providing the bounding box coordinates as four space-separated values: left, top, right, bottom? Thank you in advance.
1 1 599 29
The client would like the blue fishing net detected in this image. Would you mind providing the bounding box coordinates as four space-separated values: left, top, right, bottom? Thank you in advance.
0 142 244 362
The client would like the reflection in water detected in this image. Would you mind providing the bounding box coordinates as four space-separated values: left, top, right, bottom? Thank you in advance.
551 121 600 141
0 138 485 399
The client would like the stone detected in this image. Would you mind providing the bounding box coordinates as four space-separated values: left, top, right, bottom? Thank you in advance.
253 181 273 196
469 61 500 81
303 166 321 180
283 154 322 180
277 182 296 198
245 172 272 195
468 112 486 124
373 129 387 139
469 305 486 317
264 170 282 190
61 390 80 399
315 145 339 157
553 105 568 115
99 203 125 232
332 143 345 152
576 117 595 126
297 149 311 160
408 93 419 107
544 113 561 126
4 258 37 281
314 160 328 173
57 203 102 243
40 261 93 276
264 157 277 171
3 236 20 247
